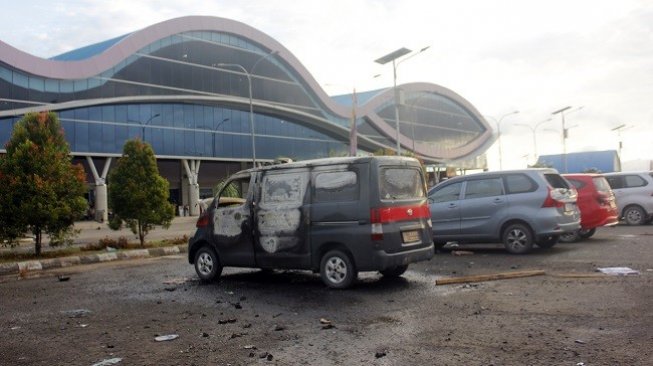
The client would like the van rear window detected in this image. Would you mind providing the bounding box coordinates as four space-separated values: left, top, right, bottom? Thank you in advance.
544 173 570 189
592 177 612 193
380 167 425 200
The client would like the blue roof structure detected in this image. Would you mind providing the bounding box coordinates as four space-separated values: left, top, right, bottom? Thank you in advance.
51 34 130 61
537 150 621 173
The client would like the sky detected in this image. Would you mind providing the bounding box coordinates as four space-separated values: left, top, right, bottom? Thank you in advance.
2 0 652 170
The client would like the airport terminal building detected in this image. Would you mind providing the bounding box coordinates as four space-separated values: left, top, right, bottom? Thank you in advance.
0 16 493 218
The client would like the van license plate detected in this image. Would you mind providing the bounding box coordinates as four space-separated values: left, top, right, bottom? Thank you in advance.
402 230 420 243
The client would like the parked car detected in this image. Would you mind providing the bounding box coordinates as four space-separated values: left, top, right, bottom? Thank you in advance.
427 169 580 254
561 174 619 242
188 156 434 289
603 171 653 225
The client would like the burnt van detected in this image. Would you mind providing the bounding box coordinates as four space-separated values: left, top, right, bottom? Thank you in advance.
188 156 434 289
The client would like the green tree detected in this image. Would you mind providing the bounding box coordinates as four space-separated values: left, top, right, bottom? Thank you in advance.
108 139 174 246
0 112 87 256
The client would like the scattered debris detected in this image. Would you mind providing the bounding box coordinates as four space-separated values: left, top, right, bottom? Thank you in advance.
244 345 257 350
164 287 176 292
218 318 237 324
596 267 640 276
91 358 122 366
575 339 586 344
320 319 335 329
154 334 179 342
230 332 246 339
10 326 20 330
436 270 546 285
452 250 474 256
58 275 70 282
550 272 607 279
259 352 273 360
62 309 92 318
375 350 387 358
232 302 242 309
163 278 187 285
79 324 89 328
274 325 286 331
201 332 209 338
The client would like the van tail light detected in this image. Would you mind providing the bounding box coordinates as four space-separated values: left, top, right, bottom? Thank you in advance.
369 204 430 241
196 212 210 228
542 187 564 208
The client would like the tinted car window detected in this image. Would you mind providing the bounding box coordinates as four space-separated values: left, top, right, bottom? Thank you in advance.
624 175 647 188
430 182 462 203
464 178 503 199
380 167 425 200
314 171 358 202
504 174 536 194
605 176 623 189
544 173 570 189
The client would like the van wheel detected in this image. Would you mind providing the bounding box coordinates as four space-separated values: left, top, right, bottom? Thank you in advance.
320 250 357 289
537 235 560 247
578 228 596 239
559 230 580 243
194 246 222 282
502 223 533 254
623 205 646 225
380 265 409 278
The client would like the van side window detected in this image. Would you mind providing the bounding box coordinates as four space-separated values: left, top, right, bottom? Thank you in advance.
605 176 623 189
261 172 307 206
624 175 647 188
504 174 537 194
314 171 358 202
430 182 462 203
380 167 425 200
464 178 503 199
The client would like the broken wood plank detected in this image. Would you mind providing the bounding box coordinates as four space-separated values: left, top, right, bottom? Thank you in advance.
435 270 546 285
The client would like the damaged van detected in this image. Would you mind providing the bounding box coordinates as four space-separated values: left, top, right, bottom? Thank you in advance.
188 156 434 289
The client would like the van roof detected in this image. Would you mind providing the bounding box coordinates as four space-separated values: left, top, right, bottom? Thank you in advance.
238 156 420 174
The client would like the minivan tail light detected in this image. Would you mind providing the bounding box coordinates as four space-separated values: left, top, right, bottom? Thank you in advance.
542 187 564 208
196 212 209 228
369 204 430 241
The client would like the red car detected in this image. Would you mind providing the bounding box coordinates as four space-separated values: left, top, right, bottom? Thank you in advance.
561 173 619 242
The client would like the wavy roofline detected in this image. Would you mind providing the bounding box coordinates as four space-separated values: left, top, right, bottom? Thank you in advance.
0 15 491 161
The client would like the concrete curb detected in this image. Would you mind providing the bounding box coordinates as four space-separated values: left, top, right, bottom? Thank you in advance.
0 244 187 277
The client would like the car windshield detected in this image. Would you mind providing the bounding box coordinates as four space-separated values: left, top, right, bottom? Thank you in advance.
379 167 425 200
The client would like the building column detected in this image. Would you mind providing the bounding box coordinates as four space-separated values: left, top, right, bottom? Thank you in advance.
182 159 201 216
86 156 112 223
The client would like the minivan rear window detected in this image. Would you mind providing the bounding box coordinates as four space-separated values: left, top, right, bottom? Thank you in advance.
380 167 425 200
504 174 537 194
544 173 570 189
592 177 612 193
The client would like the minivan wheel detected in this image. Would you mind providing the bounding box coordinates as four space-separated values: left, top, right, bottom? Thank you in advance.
380 265 409 278
194 246 222 282
559 230 580 243
320 250 357 289
623 205 646 225
578 228 596 239
502 223 534 254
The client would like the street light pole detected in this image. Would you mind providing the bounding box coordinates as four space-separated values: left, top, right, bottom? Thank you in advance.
611 123 631 158
515 118 552 164
551 106 574 173
212 118 230 157
217 50 277 166
375 46 430 156
141 113 160 141
486 111 519 170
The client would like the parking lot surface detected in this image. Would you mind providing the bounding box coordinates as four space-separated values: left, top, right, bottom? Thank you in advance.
1 225 652 365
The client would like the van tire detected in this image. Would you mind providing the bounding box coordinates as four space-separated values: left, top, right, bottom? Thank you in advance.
502 223 534 254
380 265 409 278
194 246 222 282
623 205 646 225
320 250 357 289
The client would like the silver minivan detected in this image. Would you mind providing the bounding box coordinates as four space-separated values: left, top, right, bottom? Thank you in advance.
428 169 580 254
604 171 653 225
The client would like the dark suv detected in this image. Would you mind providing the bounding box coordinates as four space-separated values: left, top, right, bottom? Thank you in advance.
428 169 580 254
188 156 434 289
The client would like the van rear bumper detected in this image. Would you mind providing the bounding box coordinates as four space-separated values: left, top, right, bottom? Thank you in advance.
366 245 435 271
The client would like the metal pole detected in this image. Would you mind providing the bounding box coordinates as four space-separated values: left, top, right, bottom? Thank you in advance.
393 59 400 155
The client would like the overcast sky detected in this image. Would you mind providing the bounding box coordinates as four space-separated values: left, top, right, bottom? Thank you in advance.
2 0 652 170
